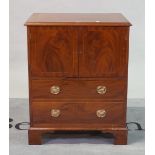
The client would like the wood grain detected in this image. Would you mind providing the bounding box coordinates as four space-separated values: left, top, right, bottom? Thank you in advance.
25 13 131 145
31 101 125 125
28 26 78 77
25 13 131 26
28 127 127 145
31 78 126 100
79 27 129 77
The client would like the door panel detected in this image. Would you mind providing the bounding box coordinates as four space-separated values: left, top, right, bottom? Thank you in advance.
78 27 129 77
28 26 78 77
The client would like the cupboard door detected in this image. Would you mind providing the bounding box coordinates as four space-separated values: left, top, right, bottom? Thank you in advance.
78 27 129 77
28 26 78 78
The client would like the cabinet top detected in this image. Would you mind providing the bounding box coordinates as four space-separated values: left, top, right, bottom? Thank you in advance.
25 13 131 26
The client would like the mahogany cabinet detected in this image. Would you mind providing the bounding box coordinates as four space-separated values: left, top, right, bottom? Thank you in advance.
25 13 131 145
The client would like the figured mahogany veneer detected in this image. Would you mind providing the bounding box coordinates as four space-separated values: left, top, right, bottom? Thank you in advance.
25 13 131 145
28 26 78 77
31 79 126 100
78 27 129 77
32 101 125 125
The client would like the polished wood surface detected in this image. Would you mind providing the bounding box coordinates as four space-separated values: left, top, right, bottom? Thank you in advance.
29 26 129 78
32 101 125 125
28 26 78 77
25 13 131 26
78 27 129 77
26 13 131 145
31 78 126 100
28 127 127 145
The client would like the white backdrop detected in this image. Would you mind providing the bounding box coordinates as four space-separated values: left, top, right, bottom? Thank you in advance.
9 0 145 98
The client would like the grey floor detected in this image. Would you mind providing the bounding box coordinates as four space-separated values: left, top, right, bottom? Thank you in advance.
9 99 145 155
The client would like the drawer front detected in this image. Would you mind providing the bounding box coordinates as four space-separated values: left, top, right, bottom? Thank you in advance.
31 79 126 100
32 101 125 125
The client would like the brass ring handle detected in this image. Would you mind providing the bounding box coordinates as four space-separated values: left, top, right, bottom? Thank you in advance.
97 86 107 94
51 109 61 117
96 109 106 118
50 85 60 94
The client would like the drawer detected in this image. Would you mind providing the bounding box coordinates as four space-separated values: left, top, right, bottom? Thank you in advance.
31 79 126 100
31 101 125 125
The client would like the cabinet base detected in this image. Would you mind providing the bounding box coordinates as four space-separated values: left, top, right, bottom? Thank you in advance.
28 127 127 145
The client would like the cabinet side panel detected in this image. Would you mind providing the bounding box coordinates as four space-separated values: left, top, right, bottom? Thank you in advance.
27 26 33 126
